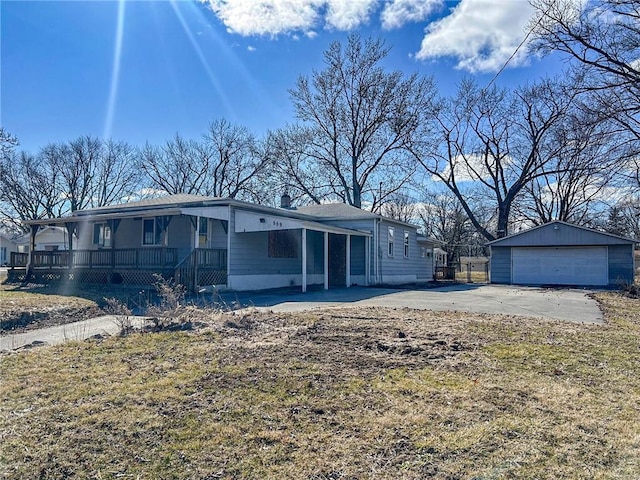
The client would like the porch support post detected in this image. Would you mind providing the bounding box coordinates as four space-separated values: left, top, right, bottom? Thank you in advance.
301 228 307 293
108 219 120 272
24 224 40 284
194 216 200 249
365 236 371 286
64 222 75 269
323 231 329 290
346 234 351 288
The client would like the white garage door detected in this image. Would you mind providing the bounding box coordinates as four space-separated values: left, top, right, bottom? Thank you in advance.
512 247 608 286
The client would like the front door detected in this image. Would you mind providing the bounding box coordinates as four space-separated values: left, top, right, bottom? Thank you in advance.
328 234 346 287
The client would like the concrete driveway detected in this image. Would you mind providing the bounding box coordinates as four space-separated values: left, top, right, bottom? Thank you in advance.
226 284 603 324
1 284 603 352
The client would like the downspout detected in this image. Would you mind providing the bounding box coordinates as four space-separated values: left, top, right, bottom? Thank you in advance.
375 218 381 285
226 205 231 289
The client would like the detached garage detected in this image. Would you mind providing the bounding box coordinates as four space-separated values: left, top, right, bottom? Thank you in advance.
488 221 637 287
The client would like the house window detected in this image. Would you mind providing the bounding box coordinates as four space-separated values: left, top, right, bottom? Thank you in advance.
142 218 163 246
268 230 298 258
198 217 208 247
0 247 6 264
93 223 111 247
388 227 394 257
404 231 410 258
420 247 426 258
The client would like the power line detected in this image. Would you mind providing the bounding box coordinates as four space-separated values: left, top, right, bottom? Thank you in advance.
483 2 554 92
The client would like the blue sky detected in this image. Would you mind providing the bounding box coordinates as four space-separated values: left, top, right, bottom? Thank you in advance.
1 0 562 152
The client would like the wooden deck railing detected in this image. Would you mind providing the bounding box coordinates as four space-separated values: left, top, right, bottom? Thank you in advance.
174 248 227 290
9 247 228 291
11 248 180 269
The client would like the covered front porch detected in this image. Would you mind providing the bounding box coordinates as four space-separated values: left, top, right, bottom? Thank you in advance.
10 205 231 291
8 246 227 289
9 202 371 293
228 208 371 292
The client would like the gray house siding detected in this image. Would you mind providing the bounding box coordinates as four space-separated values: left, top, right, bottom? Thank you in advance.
115 219 141 249
494 223 632 247
350 235 365 277
379 221 422 281
208 219 228 250
306 230 324 276
608 244 635 285
489 222 636 287
230 229 302 276
490 247 511 284
168 216 194 260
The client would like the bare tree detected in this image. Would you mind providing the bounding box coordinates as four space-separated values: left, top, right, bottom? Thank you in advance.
0 128 18 158
530 0 640 183
418 190 478 264
40 136 140 212
0 151 63 231
409 78 577 241
514 107 620 226
202 118 271 201
139 134 210 196
139 119 271 202
1 135 140 229
288 34 438 209
381 192 417 223
604 198 640 239
92 140 141 207
267 125 333 206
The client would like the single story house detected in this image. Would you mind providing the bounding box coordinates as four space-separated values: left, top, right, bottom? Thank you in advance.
434 247 447 268
459 256 489 272
487 221 637 287
0 232 18 266
10 194 441 292
15 226 72 253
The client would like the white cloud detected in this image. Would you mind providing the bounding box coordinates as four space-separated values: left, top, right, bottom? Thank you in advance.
435 153 513 183
204 0 322 36
415 0 535 73
325 0 376 31
381 0 442 30
202 0 378 36
247 45 256 51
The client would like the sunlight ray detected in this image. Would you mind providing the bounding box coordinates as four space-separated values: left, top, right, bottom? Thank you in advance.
169 0 234 117
103 0 126 140
186 1 279 116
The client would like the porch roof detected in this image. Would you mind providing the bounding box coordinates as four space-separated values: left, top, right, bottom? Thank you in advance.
24 207 186 226
25 204 370 237
233 208 370 237
417 236 445 246
23 195 397 236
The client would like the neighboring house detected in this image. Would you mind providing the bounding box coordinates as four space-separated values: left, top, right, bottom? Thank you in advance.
15 226 72 253
459 256 489 272
434 247 447 268
0 232 18 266
487 221 637 287
10 194 441 292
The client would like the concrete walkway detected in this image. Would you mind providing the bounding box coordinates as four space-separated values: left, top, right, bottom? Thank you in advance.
1 284 603 352
0 315 147 351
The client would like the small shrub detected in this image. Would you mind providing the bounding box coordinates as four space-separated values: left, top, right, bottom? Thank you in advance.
103 297 134 335
617 278 639 298
146 275 193 331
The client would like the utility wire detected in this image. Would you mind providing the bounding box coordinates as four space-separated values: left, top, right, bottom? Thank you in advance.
483 1 554 92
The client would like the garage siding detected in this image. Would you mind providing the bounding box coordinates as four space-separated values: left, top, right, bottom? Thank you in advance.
489 247 511 284
608 244 635 285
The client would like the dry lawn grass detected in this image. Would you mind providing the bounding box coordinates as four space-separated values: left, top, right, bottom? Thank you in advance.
1 292 640 479
0 283 101 334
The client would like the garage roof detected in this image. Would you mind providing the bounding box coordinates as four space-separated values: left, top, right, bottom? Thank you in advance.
487 221 638 247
